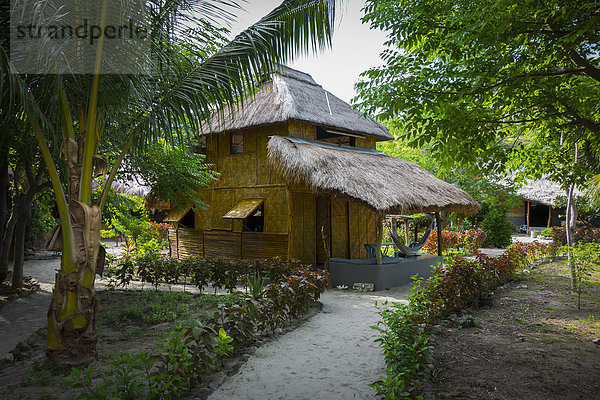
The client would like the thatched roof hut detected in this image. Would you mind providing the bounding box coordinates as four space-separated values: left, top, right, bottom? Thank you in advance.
168 67 481 265
202 68 393 141
268 136 479 215
515 178 582 206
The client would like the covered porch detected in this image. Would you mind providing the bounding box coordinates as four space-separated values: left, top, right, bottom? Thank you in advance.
268 136 480 289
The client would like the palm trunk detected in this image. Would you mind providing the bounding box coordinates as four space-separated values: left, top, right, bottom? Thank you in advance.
46 137 105 364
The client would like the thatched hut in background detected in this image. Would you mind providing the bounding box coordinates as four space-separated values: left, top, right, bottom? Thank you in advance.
507 178 583 232
165 67 478 272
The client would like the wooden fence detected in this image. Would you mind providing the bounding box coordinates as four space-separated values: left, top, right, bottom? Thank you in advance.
168 228 288 260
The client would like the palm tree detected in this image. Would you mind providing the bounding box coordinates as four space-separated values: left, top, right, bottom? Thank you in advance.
1 0 338 364
588 174 600 206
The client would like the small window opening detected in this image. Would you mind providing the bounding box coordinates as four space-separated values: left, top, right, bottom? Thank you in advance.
179 209 195 229
230 131 243 154
243 203 264 232
316 127 355 146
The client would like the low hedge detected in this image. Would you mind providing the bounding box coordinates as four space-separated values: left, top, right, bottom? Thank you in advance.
422 228 487 256
106 252 303 292
550 223 600 245
70 263 329 399
372 241 555 399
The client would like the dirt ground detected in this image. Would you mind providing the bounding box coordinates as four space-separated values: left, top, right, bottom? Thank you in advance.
426 261 600 400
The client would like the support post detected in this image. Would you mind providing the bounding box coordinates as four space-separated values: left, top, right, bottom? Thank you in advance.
547 205 552 229
435 212 442 257
526 200 530 235
404 218 410 245
320 226 332 289
375 213 383 265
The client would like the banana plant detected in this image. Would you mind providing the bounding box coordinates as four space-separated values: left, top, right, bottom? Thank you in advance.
1 0 337 364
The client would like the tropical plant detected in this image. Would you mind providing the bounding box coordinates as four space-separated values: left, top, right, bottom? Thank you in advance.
560 242 600 309
1 0 338 363
356 0 600 287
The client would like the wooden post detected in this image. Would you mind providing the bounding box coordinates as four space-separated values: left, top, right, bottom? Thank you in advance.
375 213 383 265
526 200 530 235
547 205 552 229
391 218 398 252
435 212 442 257
414 222 418 243
320 226 331 289
404 218 410 245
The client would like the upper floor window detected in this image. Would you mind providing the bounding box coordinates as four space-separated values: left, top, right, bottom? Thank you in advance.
316 127 356 147
230 131 243 154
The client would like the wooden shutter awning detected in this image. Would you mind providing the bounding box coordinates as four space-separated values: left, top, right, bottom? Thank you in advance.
223 199 263 219
164 207 191 223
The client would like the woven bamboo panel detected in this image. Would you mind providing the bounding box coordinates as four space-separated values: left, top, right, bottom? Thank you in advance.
204 230 241 258
241 232 289 259
331 197 349 258
168 228 178 258
288 120 316 140
211 190 234 230
177 228 204 258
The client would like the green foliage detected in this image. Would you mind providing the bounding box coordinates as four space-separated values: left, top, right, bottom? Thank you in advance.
423 229 487 255
541 228 553 237
372 241 555 398
481 209 515 248
66 326 194 400
247 270 265 300
124 144 218 210
70 265 329 399
96 290 198 328
550 223 600 245
25 194 55 246
97 188 168 254
357 0 600 187
554 194 600 224
560 242 600 309
371 301 429 399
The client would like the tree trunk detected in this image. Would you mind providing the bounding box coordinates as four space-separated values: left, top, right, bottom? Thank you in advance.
565 184 577 289
11 208 29 290
0 158 8 267
46 137 105 364
0 209 17 282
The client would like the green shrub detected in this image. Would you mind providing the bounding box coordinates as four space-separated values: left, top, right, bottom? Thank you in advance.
481 209 514 248
372 241 555 398
550 223 600 245
540 228 553 237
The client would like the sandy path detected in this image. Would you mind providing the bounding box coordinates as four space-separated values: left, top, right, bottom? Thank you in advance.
207 286 410 400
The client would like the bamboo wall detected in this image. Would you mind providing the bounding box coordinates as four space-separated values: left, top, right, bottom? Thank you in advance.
169 119 380 263
168 228 288 260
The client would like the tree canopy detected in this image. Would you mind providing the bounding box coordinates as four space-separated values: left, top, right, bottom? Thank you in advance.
356 0 600 185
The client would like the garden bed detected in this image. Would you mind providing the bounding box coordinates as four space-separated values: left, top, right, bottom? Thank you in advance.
423 261 600 399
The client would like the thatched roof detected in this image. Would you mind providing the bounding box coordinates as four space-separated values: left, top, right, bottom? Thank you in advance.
267 136 479 215
202 67 393 141
515 178 583 206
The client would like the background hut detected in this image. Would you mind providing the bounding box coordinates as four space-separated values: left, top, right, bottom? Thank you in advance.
166 67 478 265
507 178 583 232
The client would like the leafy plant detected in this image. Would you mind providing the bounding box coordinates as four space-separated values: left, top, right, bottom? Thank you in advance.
247 270 265 300
481 209 514 248
560 242 600 309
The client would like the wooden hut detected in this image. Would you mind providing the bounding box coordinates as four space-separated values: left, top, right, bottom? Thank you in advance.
166 68 479 265
507 178 583 233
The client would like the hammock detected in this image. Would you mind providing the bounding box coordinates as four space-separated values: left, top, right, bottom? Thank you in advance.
390 220 434 257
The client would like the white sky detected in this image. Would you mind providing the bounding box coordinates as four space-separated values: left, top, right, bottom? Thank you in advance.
226 0 388 103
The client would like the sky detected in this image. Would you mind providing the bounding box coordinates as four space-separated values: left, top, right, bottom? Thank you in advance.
226 0 389 103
